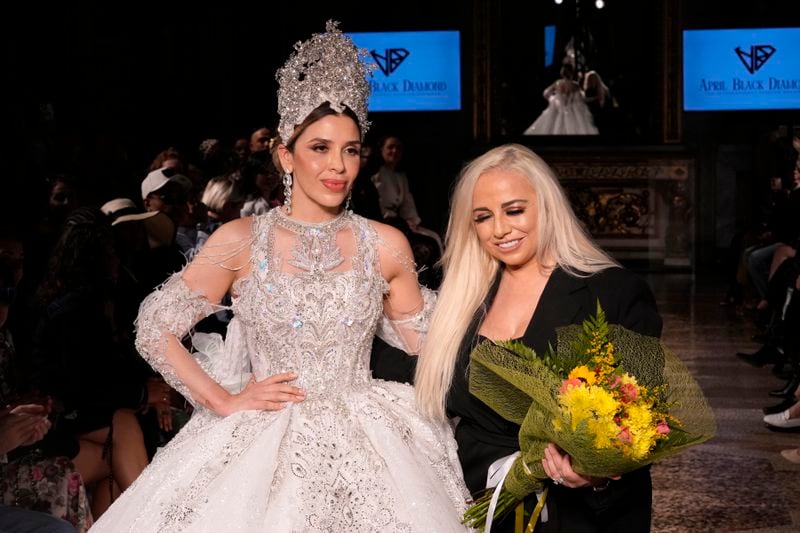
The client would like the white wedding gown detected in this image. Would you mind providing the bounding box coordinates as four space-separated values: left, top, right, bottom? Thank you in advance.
91 209 470 532
523 81 598 135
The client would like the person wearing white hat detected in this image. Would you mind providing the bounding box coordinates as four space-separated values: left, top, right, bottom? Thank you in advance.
140 169 192 219
101 198 176 250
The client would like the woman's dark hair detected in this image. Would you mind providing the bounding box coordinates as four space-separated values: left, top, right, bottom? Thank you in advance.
284 102 361 150
36 206 116 304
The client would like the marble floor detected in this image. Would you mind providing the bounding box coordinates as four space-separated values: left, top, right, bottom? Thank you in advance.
644 270 800 532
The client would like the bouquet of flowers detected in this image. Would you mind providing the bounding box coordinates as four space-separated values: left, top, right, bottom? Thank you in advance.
462 303 715 531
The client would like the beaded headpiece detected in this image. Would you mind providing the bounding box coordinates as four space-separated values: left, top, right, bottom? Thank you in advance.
276 20 373 144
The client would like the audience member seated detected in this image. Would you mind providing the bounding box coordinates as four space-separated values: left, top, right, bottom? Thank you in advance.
350 143 382 221
228 136 251 172
100 199 186 455
370 135 444 288
240 157 283 217
200 175 247 231
139 169 189 273
29 208 154 518
249 126 274 156
0 404 91 532
0 260 92 531
195 138 228 181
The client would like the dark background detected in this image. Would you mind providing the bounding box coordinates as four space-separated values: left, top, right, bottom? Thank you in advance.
2 0 799 260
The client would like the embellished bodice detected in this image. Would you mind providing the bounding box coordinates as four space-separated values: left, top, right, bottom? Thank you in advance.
231 209 386 396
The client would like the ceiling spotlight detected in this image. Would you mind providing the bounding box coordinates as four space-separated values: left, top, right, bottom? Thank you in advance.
555 0 563 4
595 0 605 8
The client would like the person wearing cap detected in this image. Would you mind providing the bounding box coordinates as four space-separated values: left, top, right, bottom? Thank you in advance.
140 168 192 221
102 198 176 251
103 195 185 282
140 169 200 265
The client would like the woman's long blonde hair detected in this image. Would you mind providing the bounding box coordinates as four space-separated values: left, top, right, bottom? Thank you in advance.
415 144 618 420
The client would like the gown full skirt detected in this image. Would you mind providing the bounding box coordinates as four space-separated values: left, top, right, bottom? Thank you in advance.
523 91 598 135
92 380 468 532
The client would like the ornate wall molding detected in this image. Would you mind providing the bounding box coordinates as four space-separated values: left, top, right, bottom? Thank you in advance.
551 161 688 181
547 153 694 266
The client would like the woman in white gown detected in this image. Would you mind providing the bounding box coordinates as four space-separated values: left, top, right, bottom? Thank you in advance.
90 22 469 532
523 64 598 136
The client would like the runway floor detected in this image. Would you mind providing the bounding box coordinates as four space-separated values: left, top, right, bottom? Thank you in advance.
645 270 800 532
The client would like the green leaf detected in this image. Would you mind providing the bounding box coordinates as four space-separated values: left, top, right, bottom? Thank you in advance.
497 339 538 361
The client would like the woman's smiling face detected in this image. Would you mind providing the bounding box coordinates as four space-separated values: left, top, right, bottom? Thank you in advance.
280 113 361 217
471 169 540 270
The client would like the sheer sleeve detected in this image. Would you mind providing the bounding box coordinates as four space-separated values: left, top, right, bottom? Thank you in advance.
134 271 228 402
376 286 436 355
373 230 437 355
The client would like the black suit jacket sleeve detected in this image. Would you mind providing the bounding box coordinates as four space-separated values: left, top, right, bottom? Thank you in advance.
369 337 417 384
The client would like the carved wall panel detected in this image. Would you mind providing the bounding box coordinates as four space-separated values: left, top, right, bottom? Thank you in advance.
549 156 693 266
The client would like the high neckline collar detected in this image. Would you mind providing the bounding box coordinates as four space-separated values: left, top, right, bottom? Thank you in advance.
273 206 349 230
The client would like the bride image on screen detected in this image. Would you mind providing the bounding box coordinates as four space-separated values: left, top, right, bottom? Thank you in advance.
523 62 599 136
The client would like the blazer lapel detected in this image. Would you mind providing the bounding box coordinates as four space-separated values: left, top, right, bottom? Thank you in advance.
522 268 589 355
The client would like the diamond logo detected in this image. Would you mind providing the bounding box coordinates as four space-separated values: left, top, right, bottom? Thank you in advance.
370 48 410 76
735 44 776 74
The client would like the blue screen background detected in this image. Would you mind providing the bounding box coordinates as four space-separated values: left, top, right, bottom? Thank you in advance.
349 31 461 112
683 28 800 111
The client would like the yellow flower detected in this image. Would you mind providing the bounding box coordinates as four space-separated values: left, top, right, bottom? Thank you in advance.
568 365 597 385
624 402 659 460
620 374 639 387
559 385 620 432
587 417 620 449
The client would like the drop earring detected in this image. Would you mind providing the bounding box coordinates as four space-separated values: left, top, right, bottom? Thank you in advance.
283 172 293 214
344 189 353 213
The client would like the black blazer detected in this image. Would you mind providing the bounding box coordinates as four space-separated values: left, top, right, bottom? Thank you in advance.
448 266 661 533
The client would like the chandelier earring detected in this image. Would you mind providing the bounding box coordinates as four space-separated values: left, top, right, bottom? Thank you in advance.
283 171 294 214
344 188 353 213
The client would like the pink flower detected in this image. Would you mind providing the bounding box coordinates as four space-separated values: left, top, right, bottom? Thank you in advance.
619 383 639 403
560 378 583 394
618 427 632 443
656 419 671 435
609 375 622 389
31 466 43 481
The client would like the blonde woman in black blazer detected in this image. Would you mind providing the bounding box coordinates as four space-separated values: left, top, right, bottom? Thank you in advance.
416 144 662 532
